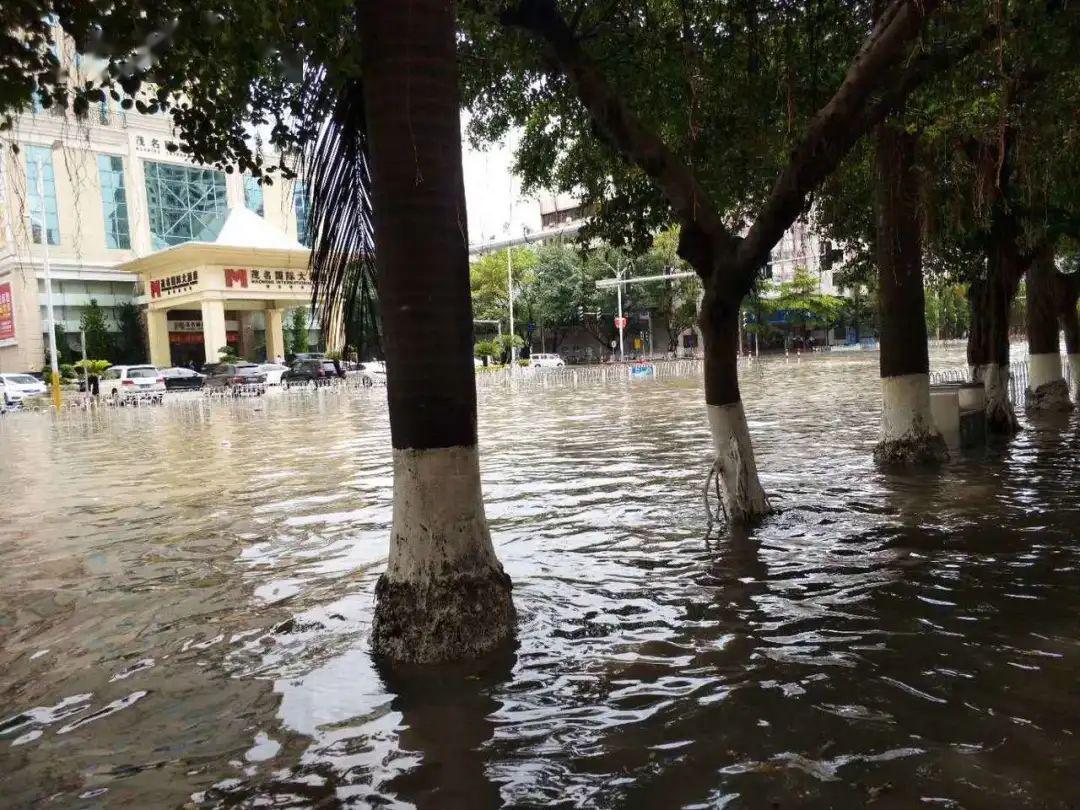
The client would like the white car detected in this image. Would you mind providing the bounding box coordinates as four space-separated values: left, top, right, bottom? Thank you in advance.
258 363 289 385
528 353 565 368
98 365 166 401
0 373 48 407
356 361 387 387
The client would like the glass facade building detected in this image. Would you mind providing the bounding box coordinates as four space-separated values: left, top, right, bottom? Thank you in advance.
143 160 228 248
293 181 311 246
244 175 264 217
97 155 132 249
25 145 60 246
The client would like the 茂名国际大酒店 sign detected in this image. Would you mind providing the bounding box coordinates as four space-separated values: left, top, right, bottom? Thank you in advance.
0 282 16 345
150 271 199 299
224 268 313 289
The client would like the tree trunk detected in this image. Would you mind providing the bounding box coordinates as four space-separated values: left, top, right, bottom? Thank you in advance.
699 281 769 523
872 122 946 463
361 0 514 663
1059 273 1080 401
967 231 1024 434
1026 249 1072 412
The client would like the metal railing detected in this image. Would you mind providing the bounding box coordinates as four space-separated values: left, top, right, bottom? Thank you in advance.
474 358 706 389
929 356 1075 406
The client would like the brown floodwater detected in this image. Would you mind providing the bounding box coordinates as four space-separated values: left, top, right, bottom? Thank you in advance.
1 344 1078 809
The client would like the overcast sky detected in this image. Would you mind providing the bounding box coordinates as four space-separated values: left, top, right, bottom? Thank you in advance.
461 124 542 247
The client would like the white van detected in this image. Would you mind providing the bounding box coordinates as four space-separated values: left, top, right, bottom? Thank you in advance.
529 353 565 368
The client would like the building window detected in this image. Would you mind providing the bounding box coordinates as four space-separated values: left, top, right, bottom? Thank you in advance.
293 181 311 246
97 155 131 249
143 160 228 249
25 145 60 245
244 175 264 217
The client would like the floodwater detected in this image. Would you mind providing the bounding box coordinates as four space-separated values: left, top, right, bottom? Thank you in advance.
1 344 1078 809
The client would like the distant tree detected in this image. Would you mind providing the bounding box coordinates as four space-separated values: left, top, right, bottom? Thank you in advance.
634 228 702 354
290 307 310 354
49 322 72 365
114 302 144 363
470 247 537 337
769 268 845 347
80 300 113 361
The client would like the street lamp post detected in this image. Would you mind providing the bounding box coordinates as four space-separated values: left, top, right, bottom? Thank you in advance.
34 150 62 409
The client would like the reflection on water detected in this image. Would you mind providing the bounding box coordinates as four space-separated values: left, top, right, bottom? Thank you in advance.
1 345 1078 808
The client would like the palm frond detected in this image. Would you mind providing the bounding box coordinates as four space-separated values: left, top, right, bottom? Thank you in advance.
299 72 378 341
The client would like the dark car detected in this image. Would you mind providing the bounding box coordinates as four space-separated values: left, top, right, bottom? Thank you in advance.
283 359 341 386
160 367 206 390
202 362 267 389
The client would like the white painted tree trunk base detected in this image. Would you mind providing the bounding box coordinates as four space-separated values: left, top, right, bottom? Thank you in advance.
372 446 515 663
873 373 948 464
1028 353 1062 391
1070 355 1080 401
980 364 1019 434
707 402 770 524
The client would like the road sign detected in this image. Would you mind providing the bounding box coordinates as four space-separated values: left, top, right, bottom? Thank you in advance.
614 316 628 329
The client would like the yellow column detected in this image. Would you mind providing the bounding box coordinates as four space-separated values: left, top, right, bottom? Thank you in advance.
324 298 346 354
147 309 172 368
265 306 286 362
201 298 228 364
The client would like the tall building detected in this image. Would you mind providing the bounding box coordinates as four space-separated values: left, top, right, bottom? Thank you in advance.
0 26 314 372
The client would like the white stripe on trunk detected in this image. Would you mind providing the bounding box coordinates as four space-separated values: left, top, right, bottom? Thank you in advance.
880 372 936 442
1029 352 1063 391
707 401 769 521
386 445 500 583
1070 354 1080 399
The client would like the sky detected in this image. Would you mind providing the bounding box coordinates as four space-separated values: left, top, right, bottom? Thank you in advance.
460 123 544 248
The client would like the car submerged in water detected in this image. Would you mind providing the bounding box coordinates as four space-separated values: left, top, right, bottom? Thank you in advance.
98 366 166 403
202 362 267 394
0 373 48 408
160 367 205 391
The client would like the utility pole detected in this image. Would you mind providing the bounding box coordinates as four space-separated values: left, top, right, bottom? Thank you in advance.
616 275 624 362
507 247 515 366
35 150 61 410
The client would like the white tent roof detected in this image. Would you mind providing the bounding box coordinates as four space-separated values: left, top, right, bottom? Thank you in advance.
191 207 307 251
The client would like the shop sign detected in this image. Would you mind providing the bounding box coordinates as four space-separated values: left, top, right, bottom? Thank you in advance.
0 281 15 345
150 271 199 299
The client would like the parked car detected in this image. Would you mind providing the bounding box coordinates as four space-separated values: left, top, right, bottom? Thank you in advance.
529 353 566 368
257 363 289 385
160 367 205 390
98 365 166 401
290 352 326 363
356 361 387 387
202 362 267 389
284 359 340 386
0 373 48 406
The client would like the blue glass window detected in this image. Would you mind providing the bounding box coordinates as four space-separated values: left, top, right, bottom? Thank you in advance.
143 160 228 249
97 155 131 249
25 145 60 245
293 181 311 246
244 175 264 217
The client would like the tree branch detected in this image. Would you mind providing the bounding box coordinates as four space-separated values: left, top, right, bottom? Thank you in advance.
736 0 942 285
501 0 735 258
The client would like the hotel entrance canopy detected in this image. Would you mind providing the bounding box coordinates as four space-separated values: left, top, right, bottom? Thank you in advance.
121 207 316 365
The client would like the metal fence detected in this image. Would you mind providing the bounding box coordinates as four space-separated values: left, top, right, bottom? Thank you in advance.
929 356 1075 405
474 358 706 389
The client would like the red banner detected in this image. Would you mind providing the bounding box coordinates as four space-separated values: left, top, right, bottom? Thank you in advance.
0 281 15 343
